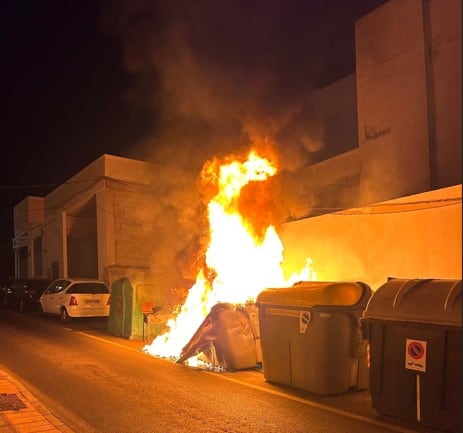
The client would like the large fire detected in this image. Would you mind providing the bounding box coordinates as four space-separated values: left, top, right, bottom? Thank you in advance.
143 150 316 360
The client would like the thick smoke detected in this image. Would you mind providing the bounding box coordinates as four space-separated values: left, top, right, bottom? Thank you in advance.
99 0 377 295
99 1 371 166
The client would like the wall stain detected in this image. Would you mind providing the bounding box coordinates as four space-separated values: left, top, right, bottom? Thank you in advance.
364 124 391 140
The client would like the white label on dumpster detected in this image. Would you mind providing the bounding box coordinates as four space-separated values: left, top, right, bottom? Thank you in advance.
405 339 427 372
266 307 299 318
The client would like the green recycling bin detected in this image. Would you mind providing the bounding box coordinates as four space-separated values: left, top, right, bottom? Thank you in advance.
107 277 159 340
256 281 371 395
361 278 462 433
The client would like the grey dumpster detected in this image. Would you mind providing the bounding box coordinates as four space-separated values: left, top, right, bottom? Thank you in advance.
256 281 371 395
361 278 462 433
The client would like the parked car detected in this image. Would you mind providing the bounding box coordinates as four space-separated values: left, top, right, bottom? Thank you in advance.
0 276 9 307
38 278 111 323
1 277 53 312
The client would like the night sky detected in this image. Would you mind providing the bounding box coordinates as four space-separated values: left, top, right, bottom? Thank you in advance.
0 0 387 276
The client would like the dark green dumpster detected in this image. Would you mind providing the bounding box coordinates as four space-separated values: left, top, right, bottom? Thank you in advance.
256 281 372 395
107 277 164 340
361 278 462 433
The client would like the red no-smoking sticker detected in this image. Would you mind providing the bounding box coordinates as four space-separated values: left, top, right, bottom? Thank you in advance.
405 339 427 372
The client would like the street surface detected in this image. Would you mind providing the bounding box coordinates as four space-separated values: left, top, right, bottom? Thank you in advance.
0 309 444 433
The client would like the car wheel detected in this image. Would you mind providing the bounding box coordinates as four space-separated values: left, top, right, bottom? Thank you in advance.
60 307 71 323
37 303 44 315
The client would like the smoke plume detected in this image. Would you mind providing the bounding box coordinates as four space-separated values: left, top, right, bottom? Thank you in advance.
99 0 377 295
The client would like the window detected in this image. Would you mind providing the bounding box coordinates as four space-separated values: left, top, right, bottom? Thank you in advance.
67 282 108 294
45 279 71 294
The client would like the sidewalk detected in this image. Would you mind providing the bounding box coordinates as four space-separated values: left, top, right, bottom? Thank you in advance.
0 369 74 433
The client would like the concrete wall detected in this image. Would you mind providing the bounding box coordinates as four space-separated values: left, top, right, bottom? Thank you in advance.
44 154 154 219
355 0 461 205
111 183 153 268
102 179 164 302
285 0 461 217
104 154 156 185
430 0 462 187
278 184 462 292
96 187 115 279
356 0 431 204
42 212 65 280
13 196 45 234
307 74 359 163
281 149 361 220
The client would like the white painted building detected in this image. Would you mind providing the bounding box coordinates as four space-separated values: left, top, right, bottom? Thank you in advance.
13 155 160 291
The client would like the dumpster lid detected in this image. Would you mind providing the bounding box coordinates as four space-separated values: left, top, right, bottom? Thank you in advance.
256 281 370 308
362 279 462 326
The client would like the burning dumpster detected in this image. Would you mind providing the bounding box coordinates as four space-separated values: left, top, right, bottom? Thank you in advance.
361 278 462 433
176 302 261 370
256 281 371 395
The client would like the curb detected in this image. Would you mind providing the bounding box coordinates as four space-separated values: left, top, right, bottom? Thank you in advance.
0 368 74 433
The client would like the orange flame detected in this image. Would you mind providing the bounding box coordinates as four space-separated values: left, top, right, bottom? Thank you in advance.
144 150 316 359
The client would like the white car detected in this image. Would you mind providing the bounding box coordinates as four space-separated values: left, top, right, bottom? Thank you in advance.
39 278 110 323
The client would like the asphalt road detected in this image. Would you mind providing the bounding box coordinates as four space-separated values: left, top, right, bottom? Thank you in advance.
0 308 443 433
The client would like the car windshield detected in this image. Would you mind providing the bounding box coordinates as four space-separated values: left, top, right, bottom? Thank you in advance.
67 283 108 294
